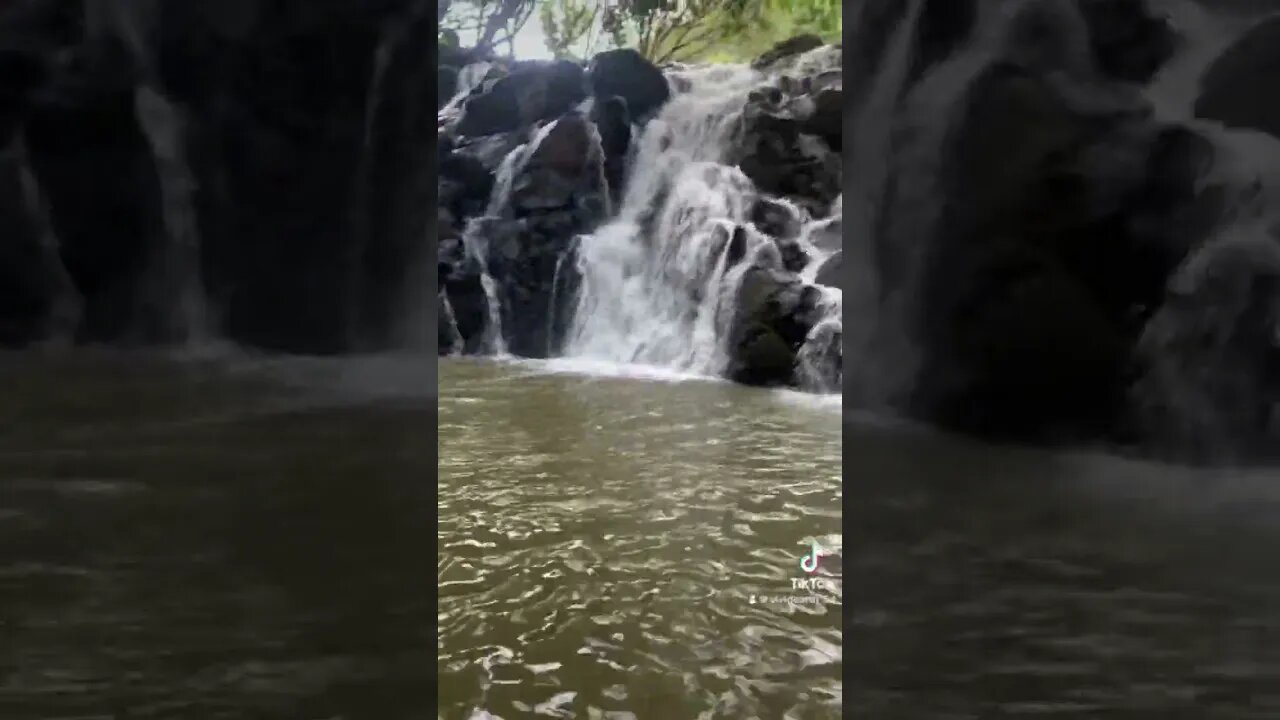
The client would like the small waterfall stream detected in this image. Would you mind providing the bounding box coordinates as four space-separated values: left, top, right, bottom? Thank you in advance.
134 86 209 345
11 133 82 345
561 61 843 382
435 0 1280 451
1129 0 1280 455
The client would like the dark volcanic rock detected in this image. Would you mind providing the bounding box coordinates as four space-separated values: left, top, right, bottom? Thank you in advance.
800 87 842 151
750 197 804 240
457 59 586 137
911 0 979 81
815 251 842 290
1133 231 1280 461
1078 0 1178 84
0 136 78 345
895 62 1214 443
25 81 168 344
849 0 911 105
776 238 810 273
438 289 462 354
808 216 841 253
1195 15 1280 140
727 265 825 387
588 49 669 120
439 132 525 218
484 113 607 357
439 232 491 355
733 86 842 217
752 34 824 72
589 95 631 201
438 65 458 109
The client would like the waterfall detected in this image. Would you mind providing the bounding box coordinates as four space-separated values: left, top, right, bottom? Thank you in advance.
1129 0 1280 456
562 60 843 382
439 62 496 125
135 86 209 346
432 0 1279 453
12 133 82 345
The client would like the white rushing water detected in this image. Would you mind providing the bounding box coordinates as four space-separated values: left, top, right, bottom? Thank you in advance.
560 59 844 383
135 86 210 345
1131 0 1280 453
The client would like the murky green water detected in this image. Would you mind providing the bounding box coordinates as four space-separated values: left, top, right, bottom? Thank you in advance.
7 350 1274 718
0 350 435 718
846 421 1280 717
438 358 843 719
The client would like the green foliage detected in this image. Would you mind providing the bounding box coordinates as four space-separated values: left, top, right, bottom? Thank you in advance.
539 0 604 60
604 0 760 64
701 0 842 63
768 0 841 42
443 0 841 64
441 0 539 56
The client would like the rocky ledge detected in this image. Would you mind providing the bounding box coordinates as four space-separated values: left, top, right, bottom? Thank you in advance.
852 0 1280 461
438 36 845 392
0 0 438 352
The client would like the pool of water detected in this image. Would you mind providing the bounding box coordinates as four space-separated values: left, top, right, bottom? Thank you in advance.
438 357 843 719
4 349 1277 718
0 349 435 719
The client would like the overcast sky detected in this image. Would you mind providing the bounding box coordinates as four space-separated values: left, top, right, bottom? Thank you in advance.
452 14 555 60
511 17 554 59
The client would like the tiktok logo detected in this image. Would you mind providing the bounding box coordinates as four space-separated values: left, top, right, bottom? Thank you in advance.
799 540 826 574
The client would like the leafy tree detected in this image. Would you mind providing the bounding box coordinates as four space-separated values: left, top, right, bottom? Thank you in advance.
539 0 605 60
700 0 842 62
602 0 760 65
440 0 539 57
444 0 842 64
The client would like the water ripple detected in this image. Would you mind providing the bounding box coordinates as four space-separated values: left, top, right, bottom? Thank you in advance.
439 359 841 718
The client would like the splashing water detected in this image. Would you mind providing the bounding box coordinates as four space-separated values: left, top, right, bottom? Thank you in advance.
562 61 843 381
1128 0 1280 455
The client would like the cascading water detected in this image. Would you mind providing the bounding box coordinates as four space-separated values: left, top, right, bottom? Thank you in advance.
135 86 209 345
1130 0 1280 456
11 133 82 345
562 60 844 383
835 0 1280 453
435 0 1278 451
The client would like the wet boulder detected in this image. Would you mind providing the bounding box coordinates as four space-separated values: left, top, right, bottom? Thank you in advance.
488 113 608 357
1078 0 1178 84
911 254 1131 441
726 265 825 387
814 219 843 254
895 61 1211 443
814 251 842 290
752 34 824 72
438 289 462 355
1195 15 1280 141
438 232 492 355
440 131 528 219
0 48 48 139
512 114 606 215
776 237 810 273
439 148 495 214
999 0 1097 77
800 87 842 151
0 137 76 346
750 197 804 240
733 88 842 217
23 74 167 344
587 48 669 120
1132 231 1280 461
588 95 631 200
910 0 979 82
438 65 458 109
457 59 586 137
